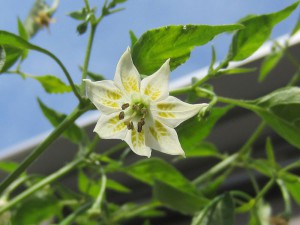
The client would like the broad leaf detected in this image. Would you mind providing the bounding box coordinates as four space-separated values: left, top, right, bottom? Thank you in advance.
0 46 5 72
259 49 283 82
153 180 208 215
37 98 86 144
247 87 300 149
124 158 196 193
0 46 23 73
184 142 219 158
192 193 235 225
32 75 72 94
132 24 243 75
178 106 232 153
227 2 299 61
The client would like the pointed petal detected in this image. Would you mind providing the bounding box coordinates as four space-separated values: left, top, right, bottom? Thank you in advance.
94 112 127 140
145 119 185 156
141 59 170 101
114 48 140 95
125 129 152 157
84 79 127 114
151 96 208 128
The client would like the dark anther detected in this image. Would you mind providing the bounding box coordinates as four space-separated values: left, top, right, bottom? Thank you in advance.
118 111 125 120
127 121 134 130
137 122 143 132
140 118 145 126
121 103 130 110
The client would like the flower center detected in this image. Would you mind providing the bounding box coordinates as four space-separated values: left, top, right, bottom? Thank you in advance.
118 94 149 133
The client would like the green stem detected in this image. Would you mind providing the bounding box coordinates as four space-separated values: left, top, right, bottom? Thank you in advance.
103 142 127 156
238 122 266 156
88 172 107 215
59 202 92 225
255 178 275 203
192 153 239 185
81 24 97 94
170 86 193 96
0 158 83 214
35 47 82 102
0 105 87 194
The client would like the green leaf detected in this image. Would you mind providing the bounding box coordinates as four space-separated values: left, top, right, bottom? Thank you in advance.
132 24 243 75
12 191 60 225
78 170 99 198
153 180 209 215
227 2 299 61
192 193 235 225
185 142 219 158
281 173 300 205
247 87 300 149
259 49 283 82
178 106 232 152
17 18 29 41
68 8 88 21
106 179 131 193
248 200 271 225
0 46 5 72
216 67 256 76
32 75 72 94
124 158 196 193
37 98 86 144
0 46 23 73
129 30 138 47
247 159 275 177
291 16 300 36
265 137 276 167
0 161 19 173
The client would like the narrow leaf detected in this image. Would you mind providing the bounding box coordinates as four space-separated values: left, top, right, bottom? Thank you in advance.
259 50 283 82
17 18 29 41
37 98 86 144
265 137 276 167
0 161 19 173
227 2 299 61
32 75 72 94
281 172 300 205
153 180 208 215
68 8 88 21
129 30 138 47
132 24 243 75
291 16 300 36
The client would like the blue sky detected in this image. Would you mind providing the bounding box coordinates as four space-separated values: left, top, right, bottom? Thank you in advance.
0 0 298 151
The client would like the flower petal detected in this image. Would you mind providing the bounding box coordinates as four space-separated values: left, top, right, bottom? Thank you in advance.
84 79 126 114
151 96 208 128
94 112 127 140
114 48 140 95
145 119 185 156
125 129 152 157
141 59 170 101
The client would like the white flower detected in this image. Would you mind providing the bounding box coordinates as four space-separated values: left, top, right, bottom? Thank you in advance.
84 48 208 157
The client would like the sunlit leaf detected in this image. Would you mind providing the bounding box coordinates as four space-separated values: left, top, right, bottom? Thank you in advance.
37 98 86 144
0 46 5 72
129 30 138 47
132 24 243 75
247 87 300 149
32 75 72 94
291 16 300 37
0 46 22 73
259 49 283 82
0 161 19 173
153 180 209 215
227 2 299 61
